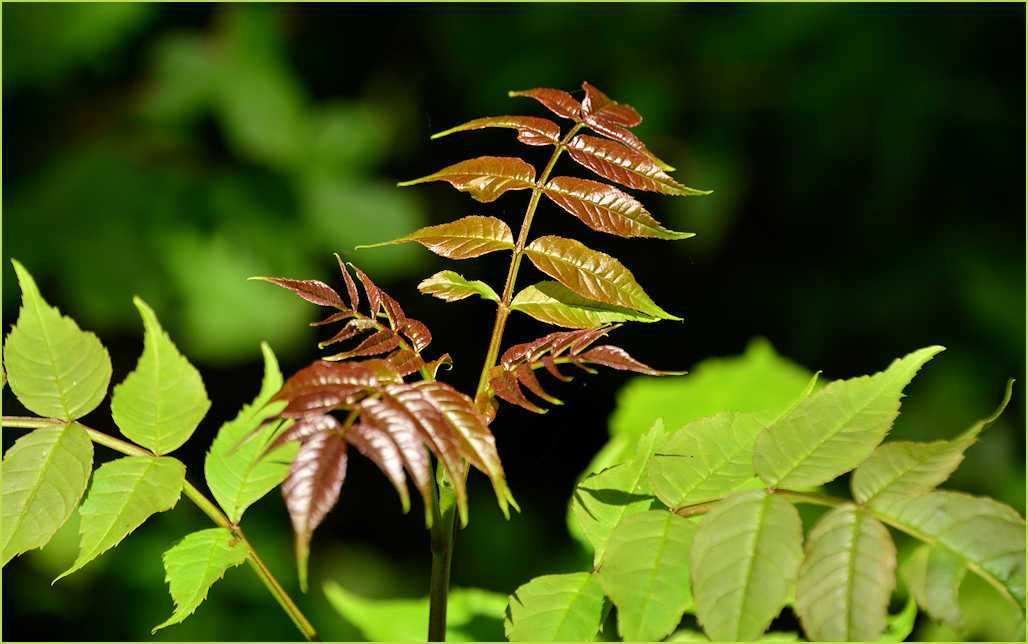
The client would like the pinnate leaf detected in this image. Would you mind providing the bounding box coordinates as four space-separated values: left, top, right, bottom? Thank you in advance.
360 215 514 259
566 135 709 196
525 235 679 319
511 281 659 328
753 346 944 489
248 276 345 309
111 297 210 455
581 81 642 128
543 176 692 239
398 156 535 203
577 346 684 376
153 528 248 633
691 490 803 641
432 115 561 146
505 572 606 641
795 504 897 641
273 358 402 417
58 455 185 580
419 270 500 303
4 259 112 420
346 422 411 512
1 423 93 566
902 544 966 630
597 510 696 641
508 87 581 120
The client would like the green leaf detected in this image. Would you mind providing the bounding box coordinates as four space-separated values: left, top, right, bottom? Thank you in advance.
851 379 1013 505
754 346 943 489
691 490 804 641
597 510 696 641
569 420 666 563
872 491 1025 612
505 572 606 641
152 527 249 633
418 270 499 303
1 423 93 565
57 455 185 580
795 504 897 641
511 281 660 329
4 259 112 420
111 297 211 455
880 595 918 642
205 342 298 523
324 581 506 641
901 544 966 630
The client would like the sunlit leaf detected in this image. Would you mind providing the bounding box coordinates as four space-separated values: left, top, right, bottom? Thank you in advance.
880 595 918 642
419 270 500 303
346 422 411 513
597 510 696 641
335 253 361 311
525 235 679 319
754 346 944 489
4 259 112 420
795 504 897 641
397 156 536 203
902 544 966 630
248 276 346 309
57 455 185 580
508 87 581 120
272 358 402 417
359 215 514 260
505 572 606 641
1 423 93 566
152 528 248 633
111 297 210 455
691 490 803 641
543 176 692 239
432 115 561 146
323 328 401 361
511 281 659 328
578 346 685 376
566 135 710 196
580 81 642 128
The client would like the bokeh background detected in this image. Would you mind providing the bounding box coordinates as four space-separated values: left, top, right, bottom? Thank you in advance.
3 3 1024 641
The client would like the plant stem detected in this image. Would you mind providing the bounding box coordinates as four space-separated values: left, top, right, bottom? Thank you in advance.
2 415 320 642
427 474 456 642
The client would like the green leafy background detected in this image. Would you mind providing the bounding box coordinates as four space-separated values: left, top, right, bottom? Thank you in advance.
2 4 1022 641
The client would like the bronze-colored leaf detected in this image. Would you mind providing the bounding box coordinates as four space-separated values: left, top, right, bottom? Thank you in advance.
334 253 361 310
310 310 355 327
524 236 680 320
543 177 693 239
249 277 345 309
579 345 686 376
397 156 536 203
387 349 426 377
349 265 384 318
274 360 402 417
566 135 710 196
425 354 454 379
431 115 561 146
359 397 435 524
318 318 376 348
400 319 432 352
358 216 514 259
511 282 661 329
515 364 563 405
543 355 573 382
270 413 340 451
345 423 411 513
282 430 348 591
501 326 615 367
323 329 401 361
508 87 582 120
581 81 641 128
379 291 408 331
490 366 547 414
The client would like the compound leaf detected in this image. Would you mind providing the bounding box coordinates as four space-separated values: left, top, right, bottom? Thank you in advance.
508 87 581 120
248 277 345 309
153 527 248 633
419 270 500 303
358 215 514 259
111 297 211 455
597 510 696 641
58 455 185 580
511 281 660 328
754 346 943 489
543 176 692 239
902 544 966 630
1 423 93 565
566 135 709 196
795 505 897 641
691 490 804 641
4 259 112 420
432 115 561 146
505 572 606 641
397 156 535 203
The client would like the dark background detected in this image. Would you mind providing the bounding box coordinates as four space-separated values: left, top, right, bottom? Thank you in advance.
3 3 1024 641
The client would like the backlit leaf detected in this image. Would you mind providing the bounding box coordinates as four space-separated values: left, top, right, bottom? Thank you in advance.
543 177 692 239
153 528 248 633
691 490 803 641
597 510 696 641
283 430 348 592
4 259 112 420
508 87 581 120
902 544 966 630
419 270 500 303
322 328 401 361
346 422 411 513
358 215 514 259
795 505 897 641
505 572 606 641
566 135 710 196
248 276 345 309
397 156 536 203
273 358 402 417
525 235 679 320
511 281 660 328
111 297 210 455
754 346 944 489
1 423 93 565
431 115 561 146
57 455 185 580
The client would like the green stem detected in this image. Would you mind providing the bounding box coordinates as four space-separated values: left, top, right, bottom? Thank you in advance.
2 415 320 641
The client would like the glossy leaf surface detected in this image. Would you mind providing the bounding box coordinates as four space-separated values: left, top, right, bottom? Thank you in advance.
273 359 402 417
398 156 535 203
543 176 692 239
580 81 642 128
511 281 659 328
359 215 514 259
4 259 112 420
566 135 709 196
432 115 561 146
508 87 581 120
505 572 606 642
419 270 500 303
248 276 345 309
346 422 411 512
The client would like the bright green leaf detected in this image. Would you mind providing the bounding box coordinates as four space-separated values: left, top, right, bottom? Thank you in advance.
880 595 918 642
57 455 185 580
691 490 803 641
111 297 211 455
152 527 249 633
418 270 499 303
4 259 112 420
1 423 93 565
597 510 696 641
754 346 943 489
511 281 660 329
902 544 966 630
505 572 606 641
795 504 897 641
